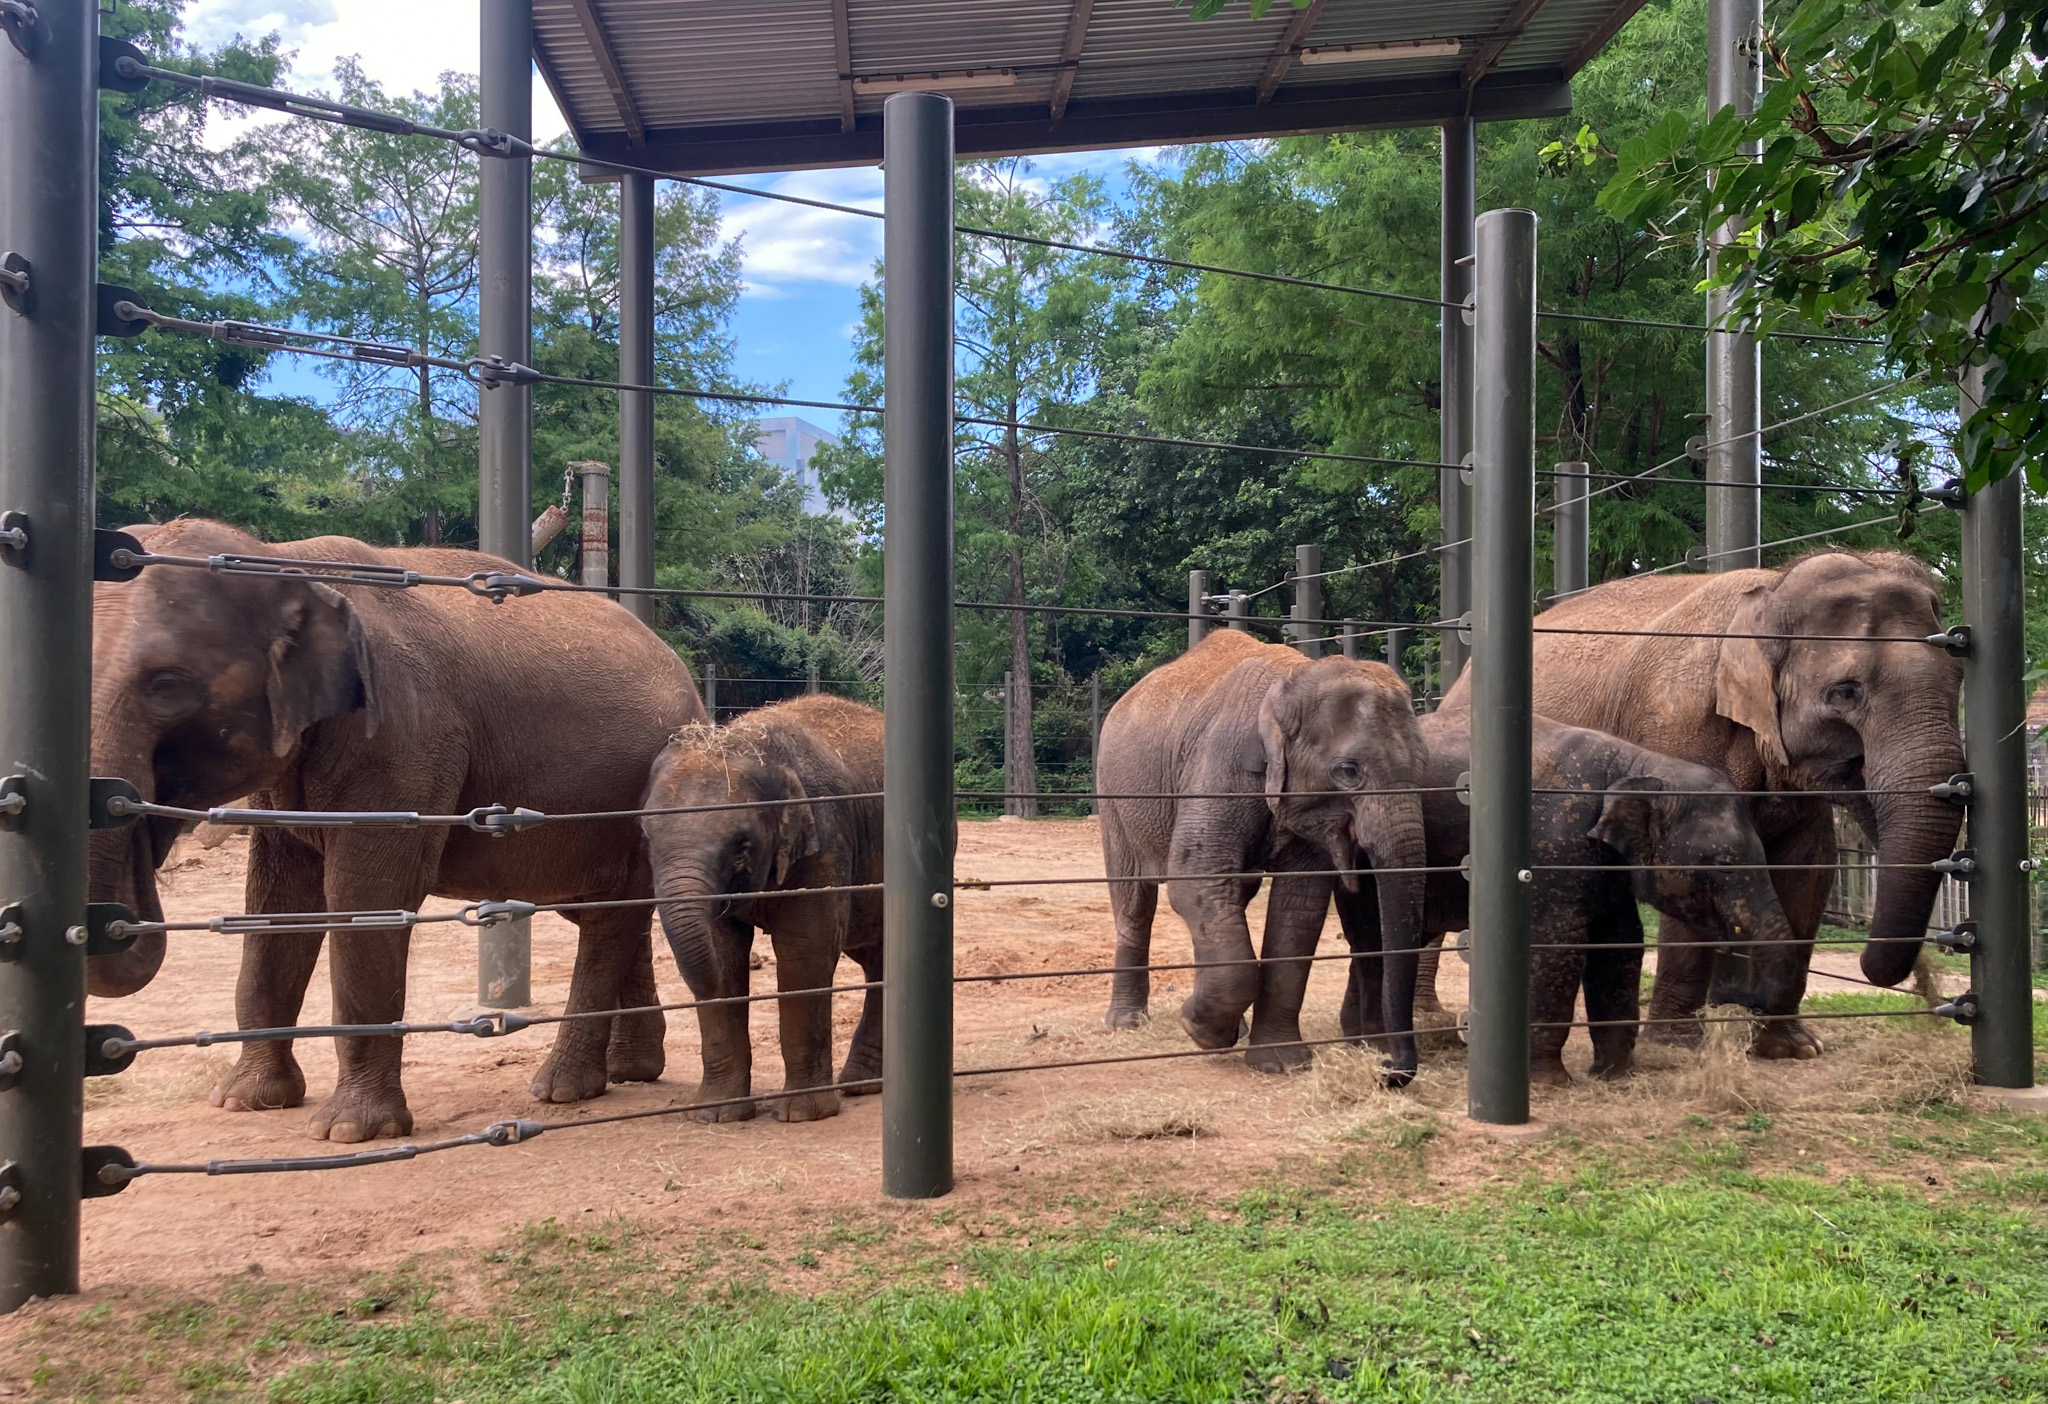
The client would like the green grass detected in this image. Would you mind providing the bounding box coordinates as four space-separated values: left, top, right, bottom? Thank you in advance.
49 1158 2048 1404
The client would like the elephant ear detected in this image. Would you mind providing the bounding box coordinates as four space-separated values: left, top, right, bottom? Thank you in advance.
771 768 821 889
1714 584 1790 772
1256 678 1298 816
266 582 379 758
1589 775 1667 860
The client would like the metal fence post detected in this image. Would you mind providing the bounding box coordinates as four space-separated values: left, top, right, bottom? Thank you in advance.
1959 328 2038 1096
575 461 610 588
618 172 656 627
703 661 718 722
1001 670 1014 808
474 0 533 1012
1385 627 1410 680
1440 117 1475 686
1552 461 1588 602
808 659 821 695
1227 591 1248 631
1340 621 1359 661
1090 672 1103 815
1466 208 1538 1128
1291 545 1322 657
0 0 94 1309
881 90 955 1199
1187 569 1211 651
1704 0 1762 571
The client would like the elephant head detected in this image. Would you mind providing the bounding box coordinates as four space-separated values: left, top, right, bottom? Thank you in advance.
1711 551 1963 985
1592 774 1809 1041
641 730 822 986
88 521 378 996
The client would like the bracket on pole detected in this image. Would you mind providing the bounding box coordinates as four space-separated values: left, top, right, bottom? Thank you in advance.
0 255 30 317
0 0 37 59
94 284 148 339
1933 991 1981 1025
97 35 149 93
1929 773 1974 806
0 776 23 831
87 779 141 830
0 905 19 962
1932 849 1979 881
94 529 146 582
0 1163 20 1222
83 904 138 958
0 512 26 565
0 1033 20 1092
81 1147 134 1199
1933 920 1978 954
84 1026 135 1079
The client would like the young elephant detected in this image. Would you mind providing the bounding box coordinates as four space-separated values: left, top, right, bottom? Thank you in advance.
1097 630 1428 1082
1404 713 1805 1085
642 695 883 1123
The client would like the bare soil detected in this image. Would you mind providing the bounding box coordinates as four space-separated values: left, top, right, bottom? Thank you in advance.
34 819 1979 1299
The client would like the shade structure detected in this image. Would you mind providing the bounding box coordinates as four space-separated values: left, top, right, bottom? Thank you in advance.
533 0 1645 175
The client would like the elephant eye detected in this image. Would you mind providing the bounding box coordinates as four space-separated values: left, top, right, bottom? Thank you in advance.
1330 759 1363 788
140 669 203 716
1824 679 1863 708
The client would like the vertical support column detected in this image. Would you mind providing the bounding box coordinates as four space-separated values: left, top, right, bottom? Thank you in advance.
1291 545 1322 657
1089 672 1103 815
1466 208 1538 1129
881 90 956 1200
1226 591 1248 631
703 662 718 722
0 0 95 1310
1552 461 1588 602
1001 670 1015 808
1385 627 1410 679
1959 339 2035 1093
474 0 533 1012
1340 623 1359 661
576 461 610 588
808 659 821 695
1704 0 1761 571
618 171 656 627
1187 569 1211 651
1439 118 1476 686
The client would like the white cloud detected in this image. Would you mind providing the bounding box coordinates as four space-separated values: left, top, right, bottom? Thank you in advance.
716 168 884 295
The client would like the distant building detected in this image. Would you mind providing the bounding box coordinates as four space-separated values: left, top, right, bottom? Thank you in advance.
754 416 840 516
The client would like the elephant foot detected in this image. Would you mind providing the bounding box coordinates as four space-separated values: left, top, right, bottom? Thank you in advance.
210 1054 306 1113
838 1051 883 1094
1104 1004 1150 1031
1378 1059 1417 1090
1244 1039 1314 1075
530 1047 611 1105
1530 1059 1574 1089
773 1086 842 1123
1644 1015 1705 1050
1751 1020 1823 1061
605 1012 668 1084
1178 997 1249 1051
1588 1053 1635 1082
307 1083 412 1143
693 1071 756 1123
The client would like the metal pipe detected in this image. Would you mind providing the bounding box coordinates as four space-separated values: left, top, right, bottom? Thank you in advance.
0 0 94 1309
474 0 534 1012
1002 670 1015 811
1960 321 2033 1090
1291 544 1323 657
1704 0 1761 571
1187 569 1211 650
808 660 821 695
1341 621 1359 661
574 461 610 589
619 172 656 626
1439 117 1475 685
1466 208 1538 1128
1385 627 1410 679
1226 591 1248 631
1090 672 1103 816
1552 461 1588 601
703 661 718 722
881 91 956 1200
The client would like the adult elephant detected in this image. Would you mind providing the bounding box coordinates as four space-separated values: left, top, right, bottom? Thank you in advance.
1438 550 1963 1053
90 519 701 1142
1097 630 1429 1082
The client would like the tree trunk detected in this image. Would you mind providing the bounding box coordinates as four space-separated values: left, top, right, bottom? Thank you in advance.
1004 413 1036 818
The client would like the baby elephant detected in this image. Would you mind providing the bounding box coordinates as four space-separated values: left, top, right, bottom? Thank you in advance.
1402 713 1804 1086
642 695 883 1123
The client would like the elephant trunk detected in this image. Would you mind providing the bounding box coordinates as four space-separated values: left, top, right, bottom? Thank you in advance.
1857 708 1967 985
654 862 729 999
1712 885 1806 1018
85 729 168 997
1358 792 1427 1082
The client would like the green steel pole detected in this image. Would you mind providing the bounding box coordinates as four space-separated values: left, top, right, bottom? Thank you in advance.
1187 569 1210 651
1466 208 1538 1127
0 0 95 1309
881 91 956 1199
1292 544 1323 658
618 171 656 628
1960 332 2035 1090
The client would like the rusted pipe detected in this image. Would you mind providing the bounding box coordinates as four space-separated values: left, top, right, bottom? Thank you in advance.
572 460 610 589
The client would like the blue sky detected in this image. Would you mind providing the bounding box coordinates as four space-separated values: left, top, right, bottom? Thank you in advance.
182 0 1168 417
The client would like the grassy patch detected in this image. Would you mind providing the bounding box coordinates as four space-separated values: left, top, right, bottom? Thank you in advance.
23 1160 2048 1403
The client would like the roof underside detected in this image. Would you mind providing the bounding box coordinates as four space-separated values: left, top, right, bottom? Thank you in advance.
534 0 1648 176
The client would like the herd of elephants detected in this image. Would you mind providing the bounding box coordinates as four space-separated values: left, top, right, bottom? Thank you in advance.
87 519 1964 1143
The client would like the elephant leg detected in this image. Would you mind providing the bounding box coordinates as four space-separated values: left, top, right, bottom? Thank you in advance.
604 913 667 1085
1645 910 1719 1047
688 913 759 1121
1245 868 1334 1075
1166 876 1262 1050
530 903 642 1105
212 829 324 1115
767 906 843 1123
1749 821 1827 1061
1529 916 1584 1088
1334 877 1382 1043
1104 836 1158 1029
839 941 884 1094
1585 903 1645 1080
1413 935 1447 1016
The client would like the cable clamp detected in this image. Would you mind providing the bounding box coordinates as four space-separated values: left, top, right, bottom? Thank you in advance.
1454 770 1471 807
0 511 24 563
469 354 542 388
99 36 151 93
0 1032 20 1091
0 253 30 315
0 776 24 831
466 570 547 603
1924 476 1967 510
82 1146 137 1198
1932 849 1978 880
89 778 143 830
1932 921 1977 954
96 529 148 581
1928 773 1973 805
1932 991 1980 1025
0 0 37 58
0 905 19 961
458 127 536 159
464 804 549 836
0 1161 20 1221
461 899 537 928
86 903 140 956
214 318 291 348
85 1025 136 1078
1926 626 1970 656
482 1117 547 1146
464 1012 532 1038
97 286 151 338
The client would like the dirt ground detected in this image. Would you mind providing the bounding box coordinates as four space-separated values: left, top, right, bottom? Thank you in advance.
50 818 1967 1297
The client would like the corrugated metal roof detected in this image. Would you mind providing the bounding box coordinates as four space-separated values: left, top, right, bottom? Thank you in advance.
533 0 1646 175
